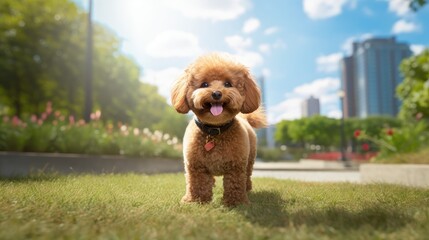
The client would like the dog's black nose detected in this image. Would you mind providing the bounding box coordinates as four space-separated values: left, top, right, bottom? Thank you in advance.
212 91 222 100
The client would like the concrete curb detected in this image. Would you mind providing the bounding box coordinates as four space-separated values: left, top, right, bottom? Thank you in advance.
254 159 359 171
360 163 429 188
0 152 183 177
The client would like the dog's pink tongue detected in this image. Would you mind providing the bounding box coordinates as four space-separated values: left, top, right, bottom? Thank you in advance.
210 103 223 116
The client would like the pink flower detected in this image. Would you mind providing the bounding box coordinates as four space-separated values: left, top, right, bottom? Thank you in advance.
12 116 21 126
41 112 48 120
69 115 75 125
45 101 53 115
37 119 43 126
30 115 38 123
78 119 85 126
416 112 423 121
95 110 101 120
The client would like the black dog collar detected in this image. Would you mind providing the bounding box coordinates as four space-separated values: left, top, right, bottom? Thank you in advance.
194 118 235 136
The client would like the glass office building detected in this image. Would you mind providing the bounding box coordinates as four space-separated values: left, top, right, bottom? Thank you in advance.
341 37 412 118
301 96 320 118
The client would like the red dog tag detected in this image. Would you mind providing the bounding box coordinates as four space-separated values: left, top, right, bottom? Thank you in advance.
204 141 215 151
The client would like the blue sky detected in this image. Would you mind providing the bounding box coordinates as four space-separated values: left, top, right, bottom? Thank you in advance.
75 0 428 123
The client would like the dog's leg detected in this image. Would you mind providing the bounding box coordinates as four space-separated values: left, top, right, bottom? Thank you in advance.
222 169 249 206
246 134 257 192
246 150 255 192
181 170 215 204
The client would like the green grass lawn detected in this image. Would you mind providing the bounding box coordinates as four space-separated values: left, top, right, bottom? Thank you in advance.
1 174 428 240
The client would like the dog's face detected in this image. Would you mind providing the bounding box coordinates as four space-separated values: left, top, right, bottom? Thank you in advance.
171 53 261 125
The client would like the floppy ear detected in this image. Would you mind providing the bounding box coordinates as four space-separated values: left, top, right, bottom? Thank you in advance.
241 72 261 114
171 70 190 114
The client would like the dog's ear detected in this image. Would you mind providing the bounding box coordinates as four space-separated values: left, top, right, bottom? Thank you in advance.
241 71 261 114
171 70 190 114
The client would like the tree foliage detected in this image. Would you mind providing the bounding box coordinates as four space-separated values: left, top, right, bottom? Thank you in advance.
0 0 188 138
275 116 340 148
397 50 429 120
410 0 427 11
275 116 402 150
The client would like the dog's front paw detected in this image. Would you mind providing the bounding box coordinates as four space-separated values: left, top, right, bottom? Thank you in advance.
181 195 211 204
181 195 193 203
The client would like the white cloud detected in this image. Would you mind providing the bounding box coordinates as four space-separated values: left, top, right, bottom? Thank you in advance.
224 35 263 69
411 44 427 55
316 52 343 73
303 0 348 19
293 77 340 97
264 27 279 35
327 109 342 119
243 18 261 33
269 78 341 123
141 67 183 101
232 51 264 69
168 0 251 21
341 33 373 54
259 44 271 54
388 0 411 16
392 19 419 34
225 35 252 52
269 98 303 123
146 30 202 58
262 68 271 78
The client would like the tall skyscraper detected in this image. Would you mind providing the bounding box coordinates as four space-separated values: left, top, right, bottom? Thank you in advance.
341 37 412 118
256 76 274 148
301 96 320 118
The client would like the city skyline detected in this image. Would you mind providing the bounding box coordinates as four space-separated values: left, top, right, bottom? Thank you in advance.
73 0 429 123
341 37 412 118
301 96 321 118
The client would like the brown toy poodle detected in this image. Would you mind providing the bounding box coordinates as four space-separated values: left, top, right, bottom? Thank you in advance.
171 52 267 206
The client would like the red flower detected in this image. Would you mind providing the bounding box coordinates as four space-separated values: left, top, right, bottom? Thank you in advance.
362 143 370 151
354 130 361 138
386 128 394 136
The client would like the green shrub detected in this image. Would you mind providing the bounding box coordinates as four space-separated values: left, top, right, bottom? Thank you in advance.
354 120 429 161
0 110 182 159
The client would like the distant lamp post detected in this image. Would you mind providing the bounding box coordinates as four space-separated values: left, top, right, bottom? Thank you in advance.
338 90 348 166
84 0 93 122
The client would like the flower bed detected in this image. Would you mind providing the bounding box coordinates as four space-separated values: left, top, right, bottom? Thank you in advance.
0 102 182 159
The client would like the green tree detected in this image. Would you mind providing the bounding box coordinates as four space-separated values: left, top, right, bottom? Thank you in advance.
133 83 188 139
0 0 85 116
274 120 291 145
410 0 427 11
397 50 429 120
0 0 188 138
276 116 340 149
275 115 402 151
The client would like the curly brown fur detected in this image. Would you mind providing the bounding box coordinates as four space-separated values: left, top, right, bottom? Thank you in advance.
171 52 267 207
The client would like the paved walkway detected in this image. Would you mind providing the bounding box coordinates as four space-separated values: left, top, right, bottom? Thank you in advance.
253 170 361 183
252 160 361 183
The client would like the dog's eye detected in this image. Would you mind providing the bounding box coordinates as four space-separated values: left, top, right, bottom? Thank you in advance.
224 82 232 88
200 82 209 88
